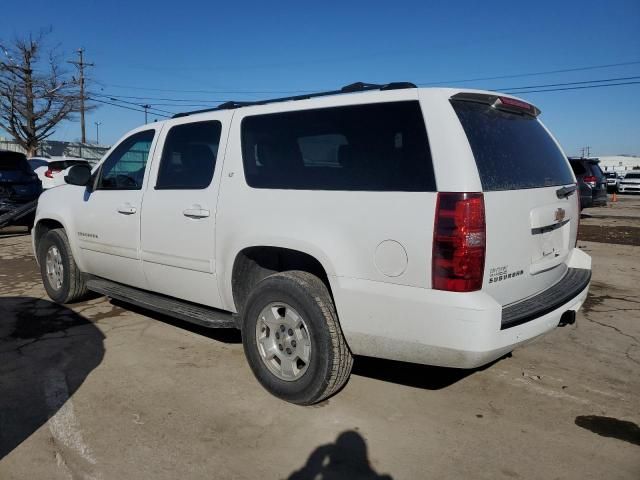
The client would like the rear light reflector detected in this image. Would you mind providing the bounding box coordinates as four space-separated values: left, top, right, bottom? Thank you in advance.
583 175 597 188
432 192 486 292
44 167 62 178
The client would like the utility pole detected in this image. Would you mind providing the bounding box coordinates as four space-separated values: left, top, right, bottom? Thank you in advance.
94 121 102 144
142 104 150 124
68 49 94 144
586 146 591 158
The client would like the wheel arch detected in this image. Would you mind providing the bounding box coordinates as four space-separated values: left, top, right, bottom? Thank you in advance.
33 216 85 271
230 245 335 315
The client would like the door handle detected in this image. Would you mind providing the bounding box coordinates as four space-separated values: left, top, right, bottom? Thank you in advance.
183 205 210 219
117 203 137 215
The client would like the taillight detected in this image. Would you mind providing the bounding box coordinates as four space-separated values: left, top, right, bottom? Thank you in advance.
432 192 486 292
575 183 581 246
44 167 61 178
583 175 597 188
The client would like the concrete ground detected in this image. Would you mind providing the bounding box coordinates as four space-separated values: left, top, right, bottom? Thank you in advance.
1 196 639 479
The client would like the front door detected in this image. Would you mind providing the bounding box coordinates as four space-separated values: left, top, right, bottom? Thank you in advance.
140 114 230 307
75 128 159 289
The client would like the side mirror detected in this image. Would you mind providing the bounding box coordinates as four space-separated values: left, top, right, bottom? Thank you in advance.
65 164 92 187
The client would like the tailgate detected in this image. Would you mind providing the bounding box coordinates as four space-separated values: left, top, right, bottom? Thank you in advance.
451 93 578 305
484 186 579 305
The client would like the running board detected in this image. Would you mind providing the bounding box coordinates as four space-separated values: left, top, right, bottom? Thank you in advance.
85 276 238 329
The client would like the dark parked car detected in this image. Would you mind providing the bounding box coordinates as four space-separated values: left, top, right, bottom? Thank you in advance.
568 157 607 209
604 171 620 192
0 150 43 227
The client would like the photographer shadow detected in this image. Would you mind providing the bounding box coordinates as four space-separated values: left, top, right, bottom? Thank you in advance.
0 296 105 460
288 430 392 480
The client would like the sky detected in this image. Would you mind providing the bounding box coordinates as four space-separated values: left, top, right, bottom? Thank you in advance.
1 0 639 156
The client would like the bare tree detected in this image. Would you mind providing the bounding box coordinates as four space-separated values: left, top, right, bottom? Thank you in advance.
0 32 81 156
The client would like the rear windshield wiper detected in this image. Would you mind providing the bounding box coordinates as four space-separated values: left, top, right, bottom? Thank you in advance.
556 185 577 198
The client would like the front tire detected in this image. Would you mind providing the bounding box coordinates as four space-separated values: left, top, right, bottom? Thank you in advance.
242 271 353 405
38 228 89 304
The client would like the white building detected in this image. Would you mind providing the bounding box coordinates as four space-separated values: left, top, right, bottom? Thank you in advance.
595 155 640 173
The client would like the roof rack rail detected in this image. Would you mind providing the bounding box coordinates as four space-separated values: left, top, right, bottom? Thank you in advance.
171 81 417 118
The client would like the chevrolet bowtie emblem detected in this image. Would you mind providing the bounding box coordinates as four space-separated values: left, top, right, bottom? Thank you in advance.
555 207 566 223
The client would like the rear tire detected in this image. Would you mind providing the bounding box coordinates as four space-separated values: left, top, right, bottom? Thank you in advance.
38 228 89 304
242 271 353 405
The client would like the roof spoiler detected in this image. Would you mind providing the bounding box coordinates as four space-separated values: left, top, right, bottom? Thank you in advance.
450 92 541 117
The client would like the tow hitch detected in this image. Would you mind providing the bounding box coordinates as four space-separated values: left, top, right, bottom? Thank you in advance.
558 310 576 327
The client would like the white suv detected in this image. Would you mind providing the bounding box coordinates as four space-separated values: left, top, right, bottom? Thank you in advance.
33 82 591 405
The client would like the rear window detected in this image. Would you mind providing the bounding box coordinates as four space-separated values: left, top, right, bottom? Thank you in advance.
452 101 574 191
0 152 29 171
570 161 587 176
240 101 435 191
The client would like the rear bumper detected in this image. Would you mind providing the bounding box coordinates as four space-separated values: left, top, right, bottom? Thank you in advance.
333 248 591 368
501 267 591 329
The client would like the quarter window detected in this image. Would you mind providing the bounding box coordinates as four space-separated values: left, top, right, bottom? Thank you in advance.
240 101 435 191
156 120 222 189
97 130 155 190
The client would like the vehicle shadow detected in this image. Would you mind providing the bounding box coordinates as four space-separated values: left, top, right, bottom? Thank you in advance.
0 296 105 460
287 430 392 480
108 297 501 391
352 354 507 390
114 299 490 388
108 298 242 344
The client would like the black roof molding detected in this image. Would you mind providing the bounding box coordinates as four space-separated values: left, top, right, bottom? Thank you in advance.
172 81 417 118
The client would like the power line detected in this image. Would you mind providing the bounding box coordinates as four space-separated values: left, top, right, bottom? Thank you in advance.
87 97 171 118
88 75 640 120
99 75 640 104
505 80 640 94
90 92 177 115
95 59 640 95
497 75 640 92
90 91 227 103
417 60 640 86
96 82 315 95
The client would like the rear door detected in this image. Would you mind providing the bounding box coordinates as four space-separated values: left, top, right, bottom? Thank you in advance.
451 95 578 305
140 113 231 308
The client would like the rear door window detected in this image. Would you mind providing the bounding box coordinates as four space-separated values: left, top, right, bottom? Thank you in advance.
240 101 435 191
452 100 574 191
156 120 222 189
